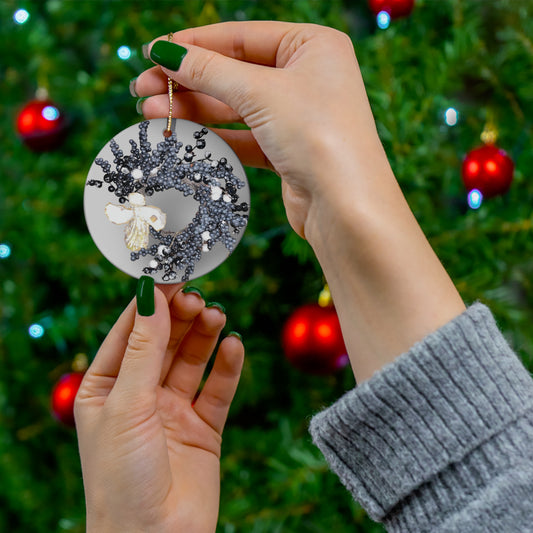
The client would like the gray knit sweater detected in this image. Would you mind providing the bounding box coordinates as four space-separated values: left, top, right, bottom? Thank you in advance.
309 303 533 532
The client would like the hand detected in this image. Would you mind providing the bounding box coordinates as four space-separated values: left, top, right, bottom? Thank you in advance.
134 21 385 239
74 283 244 533
134 22 465 383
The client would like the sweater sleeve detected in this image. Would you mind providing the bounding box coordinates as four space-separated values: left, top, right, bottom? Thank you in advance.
308 303 533 533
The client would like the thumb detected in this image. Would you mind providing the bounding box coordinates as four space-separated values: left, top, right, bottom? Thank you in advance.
113 277 171 395
148 40 265 119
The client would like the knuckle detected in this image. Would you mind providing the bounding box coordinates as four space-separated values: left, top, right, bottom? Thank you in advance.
126 329 152 357
189 50 218 85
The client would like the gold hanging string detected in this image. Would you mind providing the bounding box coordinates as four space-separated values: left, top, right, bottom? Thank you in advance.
164 32 178 137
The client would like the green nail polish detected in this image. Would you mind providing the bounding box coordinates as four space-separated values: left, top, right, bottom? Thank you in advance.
129 77 138 97
228 331 243 342
136 97 147 115
150 41 188 71
137 276 155 316
206 302 226 314
182 286 204 299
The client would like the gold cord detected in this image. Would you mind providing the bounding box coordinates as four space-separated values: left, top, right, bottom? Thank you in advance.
164 32 176 137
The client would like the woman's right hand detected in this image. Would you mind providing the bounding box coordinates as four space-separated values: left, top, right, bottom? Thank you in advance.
134 21 390 240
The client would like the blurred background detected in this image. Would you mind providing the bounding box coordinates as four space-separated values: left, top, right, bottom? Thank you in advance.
2 0 533 531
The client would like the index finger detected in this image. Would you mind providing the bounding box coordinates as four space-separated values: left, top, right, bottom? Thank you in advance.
156 20 296 67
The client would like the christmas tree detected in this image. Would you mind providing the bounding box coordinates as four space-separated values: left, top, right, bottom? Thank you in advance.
2 1 533 531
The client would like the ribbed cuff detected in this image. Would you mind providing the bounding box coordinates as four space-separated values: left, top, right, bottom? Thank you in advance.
309 303 533 530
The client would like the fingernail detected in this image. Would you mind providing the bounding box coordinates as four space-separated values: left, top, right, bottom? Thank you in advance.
142 42 150 59
129 77 138 97
228 331 242 342
137 276 155 316
206 301 226 314
150 41 188 71
136 97 148 115
182 286 204 299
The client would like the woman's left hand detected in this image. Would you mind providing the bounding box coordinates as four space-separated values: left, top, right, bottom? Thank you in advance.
75 282 244 533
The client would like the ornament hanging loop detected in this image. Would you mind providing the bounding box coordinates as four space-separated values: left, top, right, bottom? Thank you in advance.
163 32 177 138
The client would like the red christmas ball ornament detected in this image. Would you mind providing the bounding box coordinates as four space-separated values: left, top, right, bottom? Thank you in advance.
368 0 415 18
282 303 348 375
462 144 514 198
51 372 84 426
16 98 67 151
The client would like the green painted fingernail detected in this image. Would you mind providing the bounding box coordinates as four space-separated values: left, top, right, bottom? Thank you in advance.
182 286 204 299
137 276 155 316
150 41 188 71
206 302 226 314
136 97 148 115
228 331 242 342
129 77 138 97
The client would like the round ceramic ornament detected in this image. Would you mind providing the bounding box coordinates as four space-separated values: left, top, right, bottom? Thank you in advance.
84 118 250 282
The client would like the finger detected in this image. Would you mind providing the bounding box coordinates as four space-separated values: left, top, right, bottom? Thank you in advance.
213 129 274 170
147 38 269 119
141 92 243 124
83 297 137 380
159 288 206 384
169 21 295 66
156 282 185 302
113 286 171 394
163 305 226 400
193 335 244 434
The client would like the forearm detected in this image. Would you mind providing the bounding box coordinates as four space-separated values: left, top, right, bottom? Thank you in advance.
304 139 465 383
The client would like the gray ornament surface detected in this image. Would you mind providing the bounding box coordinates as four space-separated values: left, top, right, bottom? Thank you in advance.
84 118 250 282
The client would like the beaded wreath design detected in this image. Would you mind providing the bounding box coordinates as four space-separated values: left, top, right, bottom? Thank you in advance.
86 121 249 282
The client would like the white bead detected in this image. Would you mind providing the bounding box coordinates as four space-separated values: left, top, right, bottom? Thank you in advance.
202 243 209 252
149 260 158 268
223 194 231 203
211 186 222 201
211 161 218 168
132 168 143 179
201 231 210 241
157 245 169 255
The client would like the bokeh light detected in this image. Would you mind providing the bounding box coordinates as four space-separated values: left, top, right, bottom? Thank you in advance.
467 189 483 210
117 45 132 60
14 9 30 24
444 107 459 126
28 323 45 338
0 243 11 259
377 11 391 29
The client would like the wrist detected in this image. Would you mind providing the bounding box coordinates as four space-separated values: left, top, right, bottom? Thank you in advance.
302 144 465 382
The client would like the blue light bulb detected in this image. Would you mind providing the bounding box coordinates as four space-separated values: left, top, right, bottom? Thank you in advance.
377 11 391 29
468 189 483 210
117 46 132 60
0 243 11 259
29 323 45 338
14 9 30 24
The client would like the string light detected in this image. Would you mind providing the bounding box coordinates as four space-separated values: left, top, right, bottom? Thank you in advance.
14 9 30 24
377 11 391 29
42 105 60 121
467 189 483 210
444 107 459 126
117 45 132 60
0 243 11 259
28 323 45 339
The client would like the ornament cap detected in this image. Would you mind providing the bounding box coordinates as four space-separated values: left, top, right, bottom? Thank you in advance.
72 353 89 373
318 284 332 307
